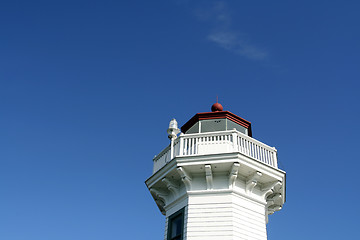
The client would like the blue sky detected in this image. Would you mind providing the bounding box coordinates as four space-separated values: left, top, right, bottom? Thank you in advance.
1 0 359 239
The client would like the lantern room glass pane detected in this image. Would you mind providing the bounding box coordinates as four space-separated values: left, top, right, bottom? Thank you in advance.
200 119 226 133
226 119 248 135
186 122 199 134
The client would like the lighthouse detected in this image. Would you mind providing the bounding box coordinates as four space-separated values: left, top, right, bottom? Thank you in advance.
145 103 286 240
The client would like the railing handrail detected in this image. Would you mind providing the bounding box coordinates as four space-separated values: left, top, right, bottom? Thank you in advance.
181 130 234 138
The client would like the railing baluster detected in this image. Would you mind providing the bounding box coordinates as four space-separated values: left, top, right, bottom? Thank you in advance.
179 135 183 156
249 141 252 157
273 151 277 168
245 139 250 156
236 135 239 151
239 137 243 153
259 145 262 161
253 143 255 158
240 137 243 153
242 137 245 154
194 137 197 154
245 140 249 156
265 149 269 164
186 138 190 155
258 146 262 162
236 136 240 151
250 141 253 157
272 151 275 166
255 145 259 161
188 138 191 155
268 150 271 165
248 141 252 157
191 137 193 154
190 138 193 155
254 143 257 159
255 144 258 160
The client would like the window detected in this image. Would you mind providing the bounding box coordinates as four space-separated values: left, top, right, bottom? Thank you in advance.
167 208 184 240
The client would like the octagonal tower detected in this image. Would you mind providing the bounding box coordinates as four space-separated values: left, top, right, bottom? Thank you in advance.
146 103 286 240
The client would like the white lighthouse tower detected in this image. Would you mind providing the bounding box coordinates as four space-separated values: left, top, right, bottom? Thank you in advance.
146 103 286 240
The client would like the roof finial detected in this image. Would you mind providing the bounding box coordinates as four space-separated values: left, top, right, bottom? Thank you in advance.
211 98 223 112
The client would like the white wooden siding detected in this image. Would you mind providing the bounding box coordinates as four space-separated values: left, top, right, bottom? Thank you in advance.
184 193 267 240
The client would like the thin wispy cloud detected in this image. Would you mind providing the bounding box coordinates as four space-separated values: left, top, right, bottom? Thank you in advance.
207 31 268 60
192 1 268 60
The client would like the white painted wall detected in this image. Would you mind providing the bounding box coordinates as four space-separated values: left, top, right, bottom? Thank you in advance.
185 192 267 240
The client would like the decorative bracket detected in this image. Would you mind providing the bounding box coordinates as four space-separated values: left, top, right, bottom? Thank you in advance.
265 191 283 220
149 188 167 203
266 193 282 214
268 205 282 215
150 188 167 215
205 165 213 190
266 199 275 208
273 181 282 192
267 193 282 203
177 167 192 191
162 177 179 197
263 182 283 223
229 163 240 189
246 171 262 193
261 181 282 199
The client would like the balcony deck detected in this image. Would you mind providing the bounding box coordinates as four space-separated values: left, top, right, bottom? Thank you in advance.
153 130 278 173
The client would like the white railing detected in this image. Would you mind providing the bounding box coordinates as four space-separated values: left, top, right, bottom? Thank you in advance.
232 132 277 168
153 130 277 173
153 139 180 173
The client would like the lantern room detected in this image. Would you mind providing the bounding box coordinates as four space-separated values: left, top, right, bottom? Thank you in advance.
181 102 252 136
